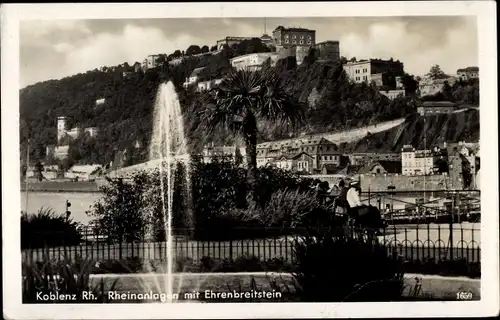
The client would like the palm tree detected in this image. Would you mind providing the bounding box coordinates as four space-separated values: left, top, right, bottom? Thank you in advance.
199 68 304 201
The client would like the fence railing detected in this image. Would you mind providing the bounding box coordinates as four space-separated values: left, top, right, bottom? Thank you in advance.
22 224 480 265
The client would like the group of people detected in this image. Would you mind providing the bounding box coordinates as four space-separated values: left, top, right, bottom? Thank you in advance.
330 179 386 231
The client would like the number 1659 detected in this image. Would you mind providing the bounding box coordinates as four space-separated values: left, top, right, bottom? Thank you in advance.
456 292 473 300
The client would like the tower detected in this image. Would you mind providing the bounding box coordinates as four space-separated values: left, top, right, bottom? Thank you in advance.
57 116 67 144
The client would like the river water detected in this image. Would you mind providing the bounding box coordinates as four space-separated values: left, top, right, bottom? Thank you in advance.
21 191 102 225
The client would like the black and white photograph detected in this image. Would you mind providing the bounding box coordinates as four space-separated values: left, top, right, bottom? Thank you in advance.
2 2 498 319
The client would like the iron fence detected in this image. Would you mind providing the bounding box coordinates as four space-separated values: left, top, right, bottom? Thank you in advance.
22 224 480 265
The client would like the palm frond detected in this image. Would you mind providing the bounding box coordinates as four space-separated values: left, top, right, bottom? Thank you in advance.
257 69 305 128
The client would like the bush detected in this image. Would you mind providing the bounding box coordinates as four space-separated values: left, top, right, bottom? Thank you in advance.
21 208 82 249
292 234 405 302
254 188 332 229
88 159 320 241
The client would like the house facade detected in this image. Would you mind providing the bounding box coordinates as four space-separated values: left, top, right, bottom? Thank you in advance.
380 89 405 100
343 59 404 85
272 26 316 48
313 41 340 61
197 78 224 92
256 137 344 173
418 76 457 97
183 67 206 88
417 101 458 116
229 52 279 71
457 66 479 81
216 36 253 50
401 145 434 175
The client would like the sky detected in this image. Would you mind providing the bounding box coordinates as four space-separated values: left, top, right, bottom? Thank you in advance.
20 16 478 88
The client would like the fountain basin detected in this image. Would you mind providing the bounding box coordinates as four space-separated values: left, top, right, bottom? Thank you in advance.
89 272 480 302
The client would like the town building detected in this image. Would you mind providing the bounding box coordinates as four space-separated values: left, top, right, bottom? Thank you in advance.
133 62 142 72
46 145 70 160
54 117 98 159
395 76 405 89
347 152 401 166
401 145 434 175
142 54 161 70
418 76 457 96
260 33 274 46
183 67 206 88
357 160 402 175
456 66 479 81
230 52 279 71
256 137 344 173
380 89 405 100
343 59 404 86
216 36 254 50
168 57 184 66
320 163 363 176
84 127 99 137
313 41 340 61
448 143 479 190
197 78 224 92
417 101 458 116
202 143 246 165
95 98 105 106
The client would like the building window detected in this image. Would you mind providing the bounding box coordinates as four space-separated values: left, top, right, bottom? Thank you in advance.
300 40 304 44
307 41 311 44
308 36 312 40
292 35 296 39
300 35 304 39
285 40 289 44
292 40 296 44
285 34 289 38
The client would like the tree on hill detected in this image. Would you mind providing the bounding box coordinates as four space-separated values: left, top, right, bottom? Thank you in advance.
201 45 209 53
400 73 418 96
186 45 202 56
210 45 218 52
234 38 270 56
172 50 182 58
198 69 304 204
426 64 448 80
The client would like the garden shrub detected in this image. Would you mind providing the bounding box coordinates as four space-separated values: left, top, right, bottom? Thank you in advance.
292 234 405 302
88 158 320 241
21 208 82 249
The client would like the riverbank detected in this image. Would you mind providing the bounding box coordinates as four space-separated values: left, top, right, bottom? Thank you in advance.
21 181 101 193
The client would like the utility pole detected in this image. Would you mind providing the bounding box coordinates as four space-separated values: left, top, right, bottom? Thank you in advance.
24 139 30 213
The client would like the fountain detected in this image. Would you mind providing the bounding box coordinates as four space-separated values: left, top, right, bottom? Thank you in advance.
146 81 192 303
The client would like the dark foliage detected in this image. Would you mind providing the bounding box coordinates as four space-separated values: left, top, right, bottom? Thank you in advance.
292 234 405 302
21 208 82 249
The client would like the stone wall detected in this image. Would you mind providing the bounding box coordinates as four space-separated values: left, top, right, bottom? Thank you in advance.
359 174 459 192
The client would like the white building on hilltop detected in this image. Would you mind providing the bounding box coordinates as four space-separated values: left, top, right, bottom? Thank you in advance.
230 52 279 71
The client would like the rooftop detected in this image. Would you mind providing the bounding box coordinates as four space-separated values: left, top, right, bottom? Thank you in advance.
190 67 206 77
421 101 456 107
344 58 402 66
217 36 253 41
273 25 315 33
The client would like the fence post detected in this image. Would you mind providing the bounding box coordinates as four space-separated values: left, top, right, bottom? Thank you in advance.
229 238 233 262
449 194 455 261
119 233 123 260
